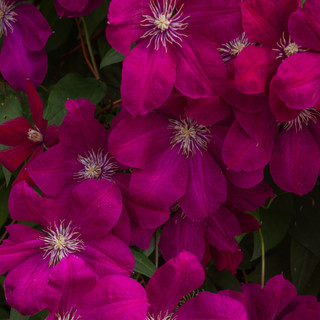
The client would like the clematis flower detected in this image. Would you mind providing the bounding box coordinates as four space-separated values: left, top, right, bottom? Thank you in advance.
0 0 51 90
219 274 320 320
0 180 135 315
45 257 149 320
105 0 243 115
28 99 119 197
54 0 104 18
108 99 228 222
0 80 59 184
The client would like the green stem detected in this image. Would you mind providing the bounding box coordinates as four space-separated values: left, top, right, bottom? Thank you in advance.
80 17 100 80
259 228 265 288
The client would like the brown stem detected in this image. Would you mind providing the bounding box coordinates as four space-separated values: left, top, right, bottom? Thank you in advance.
0 220 16 244
97 99 122 115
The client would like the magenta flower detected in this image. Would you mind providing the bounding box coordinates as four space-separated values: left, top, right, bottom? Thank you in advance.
0 80 59 184
219 275 320 320
45 257 149 320
54 0 104 17
108 102 227 222
28 99 119 197
0 180 134 315
0 0 51 90
105 0 242 115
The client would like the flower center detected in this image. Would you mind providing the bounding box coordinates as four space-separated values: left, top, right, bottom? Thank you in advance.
273 33 305 59
283 108 320 132
56 308 80 320
27 128 43 143
146 311 173 320
0 1 17 38
74 149 118 182
140 0 189 51
168 118 211 158
218 33 252 63
40 221 84 266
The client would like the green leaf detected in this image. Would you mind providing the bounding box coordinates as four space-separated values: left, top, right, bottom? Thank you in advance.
291 239 320 293
45 73 107 126
130 248 156 278
0 95 23 125
30 310 49 320
10 309 29 320
0 185 10 229
100 48 125 69
252 193 293 260
2 166 11 186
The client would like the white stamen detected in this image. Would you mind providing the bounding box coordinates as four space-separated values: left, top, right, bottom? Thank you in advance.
27 128 43 143
218 33 253 63
168 118 211 158
273 32 306 59
40 221 84 266
74 149 118 182
284 108 320 132
0 0 17 37
146 311 175 320
56 308 80 320
140 0 189 51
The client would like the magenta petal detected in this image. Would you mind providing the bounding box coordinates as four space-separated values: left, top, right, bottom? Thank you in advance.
180 151 227 221
270 125 320 195
0 143 35 172
71 179 123 238
14 4 52 51
109 112 170 168
121 43 176 115
61 99 108 151
130 147 188 209
5 254 58 316
78 275 149 320
226 167 264 189
241 0 282 47
175 35 227 98
146 251 205 317
273 53 320 110
81 234 135 277
289 0 320 52
111 207 131 245
26 80 47 132
234 46 279 94
0 28 47 91
0 117 32 146
159 211 206 262
57 0 88 12
175 292 248 320
0 224 42 274
106 0 149 55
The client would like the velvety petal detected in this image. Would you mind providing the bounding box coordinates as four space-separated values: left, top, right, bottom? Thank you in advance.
174 35 227 98
130 223 155 249
159 210 206 262
146 251 205 317
184 0 242 44
44 124 60 147
80 234 135 277
28 144 77 197
60 99 108 152
70 179 123 238
26 80 47 132
14 4 52 51
56 0 88 12
0 143 35 172
108 112 170 168
289 0 320 52
241 0 282 47
79 276 149 320
0 117 32 146
211 247 243 274
111 207 131 245
54 0 103 17
0 224 42 274
130 147 188 209
273 53 320 110
186 97 231 126
5 254 58 315
180 151 227 221
270 125 320 195
223 120 275 172
175 292 248 320
282 303 320 320
0 27 47 91
255 275 297 320
106 0 149 55
226 167 264 189
121 42 176 115
157 88 187 119
234 46 279 94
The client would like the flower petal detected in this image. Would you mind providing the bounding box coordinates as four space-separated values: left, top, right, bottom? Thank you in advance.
0 117 32 146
